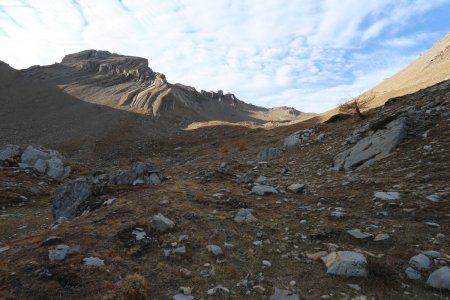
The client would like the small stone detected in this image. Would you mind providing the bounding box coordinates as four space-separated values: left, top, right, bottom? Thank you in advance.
269 288 300 300
180 268 192 278
373 233 390 241
426 267 450 290
178 286 192 295
253 285 266 293
409 254 431 271
287 183 305 193
405 267 422 280
207 245 223 256
374 191 400 201
426 194 441 202
306 251 328 261
330 211 346 218
262 260 271 267
425 222 440 228
160 199 170 205
103 198 116 205
348 284 361 291
132 228 147 241
347 228 372 239
234 208 257 223
207 285 229 295
151 213 175 233
289 280 296 286
82 257 105 267
48 244 80 261
0 246 10 253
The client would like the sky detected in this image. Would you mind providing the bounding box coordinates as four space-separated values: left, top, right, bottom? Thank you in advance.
0 0 449 113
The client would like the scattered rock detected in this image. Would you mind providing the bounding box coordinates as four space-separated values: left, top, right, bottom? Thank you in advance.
409 254 431 271
426 194 441 202
405 267 422 280
256 147 282 162
325 251 368 277
132 228 147 240
374 191 400 201
0 144 22 166
82 256 105 267
103 198 116 205
287 183 305 193
151 213 175 233
0 246 10 253
234 208 257 223
207 245 223 256
373 233 390 241
48 244 80 261
426 267 450 290
269 288 300 300
422 250 441 259
251 185 278 196
207 285 229 295
347 228 372 239
262 260 271 267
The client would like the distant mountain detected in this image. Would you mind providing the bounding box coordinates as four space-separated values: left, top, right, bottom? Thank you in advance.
19 50 313 124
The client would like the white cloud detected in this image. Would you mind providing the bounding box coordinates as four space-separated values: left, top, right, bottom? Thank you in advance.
0 0 447 112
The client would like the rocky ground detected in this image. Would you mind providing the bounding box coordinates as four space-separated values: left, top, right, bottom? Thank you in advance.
0 80 449 299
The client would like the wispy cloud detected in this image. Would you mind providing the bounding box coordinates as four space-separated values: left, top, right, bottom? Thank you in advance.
0 0 448 112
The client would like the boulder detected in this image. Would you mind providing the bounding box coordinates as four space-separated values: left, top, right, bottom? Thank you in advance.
409 254 431 271
269 288 300 300
48 244 80 261
374 191 400 201
427 267 450 290
251 185 278 196
405 267 422 280
52 178 94 220
151 213 175 233
256 147 282 162
287 183 305 193
334 117 408 170
283 132 302 147
234 208 257 223
82 256 105 267
325 251 368 277
0 144 22 166
20 146 70 179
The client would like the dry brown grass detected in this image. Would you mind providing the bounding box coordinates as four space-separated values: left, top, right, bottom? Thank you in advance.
237 138 248 151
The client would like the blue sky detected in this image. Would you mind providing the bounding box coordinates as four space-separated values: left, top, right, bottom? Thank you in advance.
0 0 449 112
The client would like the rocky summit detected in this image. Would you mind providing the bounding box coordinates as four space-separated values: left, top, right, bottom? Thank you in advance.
0 35 450 300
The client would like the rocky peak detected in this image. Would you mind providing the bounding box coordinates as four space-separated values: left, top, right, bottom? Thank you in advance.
61 50 157 83
200 90 238 107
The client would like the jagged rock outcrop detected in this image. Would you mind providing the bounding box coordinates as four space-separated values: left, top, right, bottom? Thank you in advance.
334 117 408 170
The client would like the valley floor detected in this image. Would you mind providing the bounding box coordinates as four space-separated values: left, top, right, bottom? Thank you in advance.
0 83 449 299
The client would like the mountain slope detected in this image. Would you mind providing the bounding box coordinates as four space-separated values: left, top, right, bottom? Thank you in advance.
320 31 450 121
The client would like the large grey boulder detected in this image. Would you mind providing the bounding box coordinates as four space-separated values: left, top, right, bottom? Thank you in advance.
325 251 368 277
409 254 431 271
52 178 94 220
20 146 71 179
269 288 300 300
334 117 408 170
427 267 450 290
0 144 22 166
256 147 282 162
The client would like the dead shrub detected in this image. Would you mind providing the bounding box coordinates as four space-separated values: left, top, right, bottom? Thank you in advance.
237 138 248 151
